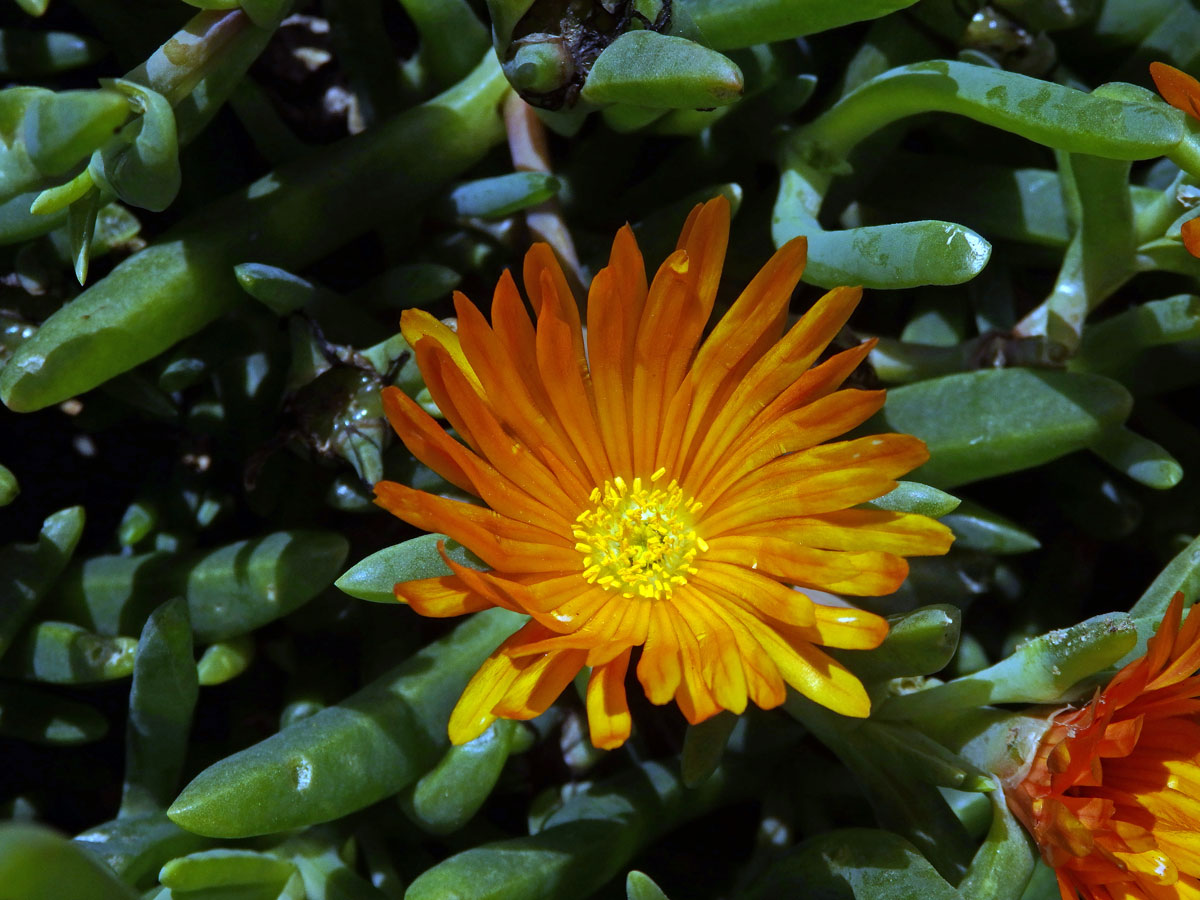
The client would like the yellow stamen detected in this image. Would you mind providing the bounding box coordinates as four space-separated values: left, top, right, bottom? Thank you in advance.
572 475 703 601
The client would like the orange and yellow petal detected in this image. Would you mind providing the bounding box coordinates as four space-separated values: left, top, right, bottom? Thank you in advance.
637 601 684 705
448 622 588 744
725 601 871 718
373 481 578 573
704 535 908 596
587 649 633 750
692 561 817 627
392 574 490 618
399 308 483 395
739 509 954 557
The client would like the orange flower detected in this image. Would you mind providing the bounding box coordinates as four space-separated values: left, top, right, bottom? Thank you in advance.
1149 62 1200 258
1005 592 1200 900
374 196 953 749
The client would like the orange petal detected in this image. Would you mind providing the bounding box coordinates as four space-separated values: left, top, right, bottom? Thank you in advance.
699 468 905 538
489 269 546 408
609 223 649 348
654 372 694 476
1144 592 1185 682
685 284 863 485
536 303 612 485
705 434 931 525
373 480 578 573
393 574 489 617
697 388 888 504
587 265 635 475
1151 61 1200 120
584 595 652 667
1173 595 1200 664
524 243 590 393
381 385 474 494
587 649 633 750
675 196 731 312
703 534 909 596
737 509 955 557
631 249 692 474
435 549 526 615
663 600 721 724
381 385 573 534
1148 594 1200 690
741 339 878 452
410 336 481 451
675 235 805 473
1183 218 1200 258
659 197 730 411
429 365 583 510
450 293 593 501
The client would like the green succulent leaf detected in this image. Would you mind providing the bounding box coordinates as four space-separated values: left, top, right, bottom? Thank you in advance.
581 32 743 110
167 609 524 838
876 369 1132 488
0 823 138 900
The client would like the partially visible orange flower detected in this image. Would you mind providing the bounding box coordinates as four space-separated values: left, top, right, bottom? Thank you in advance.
1151 62 1200 121
1006 592 1200 900
374 196 953 749
1149 62 1200 258
1184 219 1200 259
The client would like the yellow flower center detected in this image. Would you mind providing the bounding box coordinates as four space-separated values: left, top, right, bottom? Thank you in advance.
572 468 707 600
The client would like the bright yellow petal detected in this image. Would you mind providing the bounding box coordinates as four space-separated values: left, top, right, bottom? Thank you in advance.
400 307 483 395
729 606 871 717
779 603 889 651
447 624 542 744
